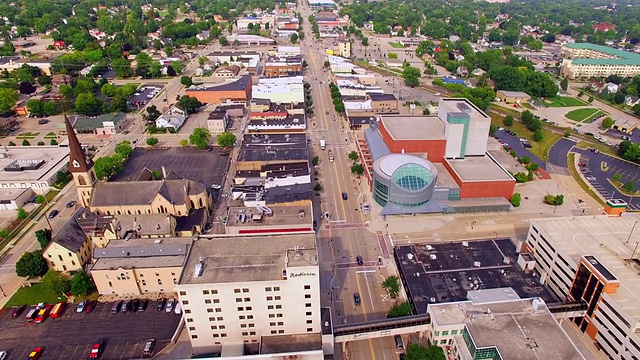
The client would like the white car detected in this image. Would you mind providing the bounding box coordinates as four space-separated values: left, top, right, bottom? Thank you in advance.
0 351 7 360
76 300 87 313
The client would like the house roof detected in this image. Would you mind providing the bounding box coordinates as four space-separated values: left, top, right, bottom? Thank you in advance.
90 179 206 207
51 207 92 252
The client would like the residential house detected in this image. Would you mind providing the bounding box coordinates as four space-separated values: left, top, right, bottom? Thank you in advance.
155 106 186 130
42 207 94 272
213 65 241 78
625 95 640 107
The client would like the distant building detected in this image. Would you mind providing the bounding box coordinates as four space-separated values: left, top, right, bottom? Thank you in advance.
252 76 304 104
334 37 350 58
207 108 230 134
51 74 71 87
70 113 131 135
0 146 70 195
264 57 303 78
155 106 186 130
561 43 640 79
496 90 531 104
185 75 253 105
212 65 240 78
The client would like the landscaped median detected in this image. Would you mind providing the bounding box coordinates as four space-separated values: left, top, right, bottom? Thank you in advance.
565 108 606 122
490 112 561 161
567 153 605 206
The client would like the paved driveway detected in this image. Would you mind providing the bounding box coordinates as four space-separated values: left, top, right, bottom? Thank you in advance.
548 138 576 168
494 129 547 170
0 301 181 360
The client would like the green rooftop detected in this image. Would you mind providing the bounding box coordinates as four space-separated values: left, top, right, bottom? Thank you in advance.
566 43 640 65
58 113 126 131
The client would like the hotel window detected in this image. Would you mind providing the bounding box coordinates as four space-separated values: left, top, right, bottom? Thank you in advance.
267 296 273 301
211 325 217 330
239 315 245 320
191 335 198 339
276 313 283 318
307 328 313 332
205 299 211 304
244 298 251 302
275 296 281 300
236 298 243 302
182 300 189 305
238 307 244 311
212 290 218 294
305 303 311 308
275 305 282 309
265 287 272 292
215 308 221 313
268 305 274 310
271 330 277 334
186 318 193 323
278 330 284 334
305 294 311 299
208 317 216 322
248 324 254 328
242 288 249 293
277 321 284 326
246 306 252 311
234 289 241 293
221 334 227 338
212 334 219 338
184 309 191 314
219 325 225 329
306 312 312 316
247 315 253 319
274 287 280 291
207 308 213 313
442 331 449 336
241 324 247 328
270 322 276 326
307 320 313 324
250 331 256 336
213 299 220 303
203 290 209 295
189 327 195 331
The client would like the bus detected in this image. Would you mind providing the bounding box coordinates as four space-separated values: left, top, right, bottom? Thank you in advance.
49 302 65 319
320 139 326 150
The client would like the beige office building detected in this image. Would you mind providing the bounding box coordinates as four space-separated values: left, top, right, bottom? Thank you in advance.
523 215 640 359
175 234 320 356
561 43 640 79
91 237 192 296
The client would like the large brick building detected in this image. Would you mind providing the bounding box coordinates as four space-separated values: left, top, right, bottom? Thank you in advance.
185 75 253 105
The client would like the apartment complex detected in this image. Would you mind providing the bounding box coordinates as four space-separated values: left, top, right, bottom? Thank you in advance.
561 43 640 79
428 289 585 360
175 234 320 356
523 216 640 359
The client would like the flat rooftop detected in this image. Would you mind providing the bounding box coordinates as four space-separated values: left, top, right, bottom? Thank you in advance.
91 237 192 270
0 146 69 182
259 334 322 354
395 238 557 314
180 234 317 284
444 154 514 182
110 147 229 188
439 98 489 119
226 205 312 228
187 75 251 92
430 298 585 360
381 116 445 140
530 215 640 319
239 133 308 162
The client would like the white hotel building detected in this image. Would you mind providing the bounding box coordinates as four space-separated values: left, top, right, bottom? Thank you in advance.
522 215 640 359
175 234 322 357
561 43 640 79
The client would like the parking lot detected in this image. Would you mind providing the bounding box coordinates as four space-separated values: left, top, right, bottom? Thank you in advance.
128 85 165 109
494 129 547 169
0 301 181 360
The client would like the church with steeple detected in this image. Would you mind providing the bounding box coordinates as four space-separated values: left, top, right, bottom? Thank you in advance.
65 115 97 207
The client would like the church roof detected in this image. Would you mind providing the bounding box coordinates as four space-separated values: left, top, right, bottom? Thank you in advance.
65 114 93 173
89 179 206 207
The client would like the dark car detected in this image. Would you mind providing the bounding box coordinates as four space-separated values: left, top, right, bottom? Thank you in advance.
48 210 59 218
11 305 27 318
341 192 348 200
138 299 149 312
111 301 123 313
85 300 98 313
130 299 140 312
143 339 156 357
65 201 76 208
356 255 363 265
354 293 361 306
121 300 130 313
156 298 166 311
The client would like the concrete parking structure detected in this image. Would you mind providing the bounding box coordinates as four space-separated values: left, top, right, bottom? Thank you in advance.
0 301 181 360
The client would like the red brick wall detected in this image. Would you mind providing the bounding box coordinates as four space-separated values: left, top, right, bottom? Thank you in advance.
185 89 248 104
442 160 515 199
379 122 446 163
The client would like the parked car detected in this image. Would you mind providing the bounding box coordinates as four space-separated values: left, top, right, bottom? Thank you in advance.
165 299 175 313
11 305 27 318
356 255 363 265
25 307 37 321
89 340 105 359
142 339 156 357
121 300 130 313
130 299 140 312
76 300 87 313
34 304 52 323
111 301 123 313
48 210 59 218
28 347 44 360
85 300 98 313
341 192 348 200
0 350 6 360
138 299 149 312
156 298 166 311
66 201 76 208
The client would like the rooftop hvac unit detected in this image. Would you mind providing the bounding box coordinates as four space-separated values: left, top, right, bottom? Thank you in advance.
473 261 481 267
406 253 414 261
430 254 437 260
425 245 434 251
194 257 204 277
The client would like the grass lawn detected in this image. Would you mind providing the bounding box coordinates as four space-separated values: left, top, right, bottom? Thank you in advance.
565 108 600 122
388 42 405 49
575 140 618 157
16 132 39 139
44 132 57 139
543 96 589 107
490 113 561 161
5 282 65 307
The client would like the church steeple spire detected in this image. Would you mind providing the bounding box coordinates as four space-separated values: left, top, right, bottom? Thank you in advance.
65 114 93 173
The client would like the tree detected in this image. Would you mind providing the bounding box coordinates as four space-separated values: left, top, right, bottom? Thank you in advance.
405 344 446 360
219 36 229 46
166 66 176 77
387 302 412 318
402 66 421 87
100 83 116 97
217 131 236 148
510 193 521 207
312 156 319 166
314 183 323 192
179 139 189 147
19 81 36 95
489 124 498 136
560 78 568 91
178 95 203 115
112 58 132 78
35 228 52 249
613 173 623 181
633 104 640 116
0 88 18 114
17 208 28 219
146 137 159 146
290 33 299 44
22 139 30 146
94 156 124 180
114 140 133 158
324 60 330 68
189 127 212 149
351 164 364 175
180 76 193 87
348 151 359 162
624 181 636 193
71 270 94 297
382 276 400 297
602 117 614 129
613 92 626 104
533 129 544 142
15 250 48 278
75 93 105 116
503 115 514 126
42 270 71 295
361 37 369 46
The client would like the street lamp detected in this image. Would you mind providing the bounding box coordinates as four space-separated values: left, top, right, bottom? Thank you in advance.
626 221 639 244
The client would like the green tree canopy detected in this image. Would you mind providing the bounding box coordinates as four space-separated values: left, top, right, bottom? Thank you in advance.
15 250 48 278
35 228 52 249
71 270 95 297
382 276 401 297
406 344 446 360
217 131 236 148
189 127 212 149
75 93 105 116
0 88 19 114
94 155 124 180
42 269 71 295
146 137 159 146
388 301 413 318
114 140 133 158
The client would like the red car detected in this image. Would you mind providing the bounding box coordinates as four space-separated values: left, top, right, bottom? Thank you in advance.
28 347 44 360
85 300 98 314
34 304 52 324
11 305 27 318
89 340 105 359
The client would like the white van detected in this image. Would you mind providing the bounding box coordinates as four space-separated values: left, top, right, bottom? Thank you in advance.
174 301 182 315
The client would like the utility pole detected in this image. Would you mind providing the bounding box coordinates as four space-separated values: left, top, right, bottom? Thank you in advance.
626 221 638 244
